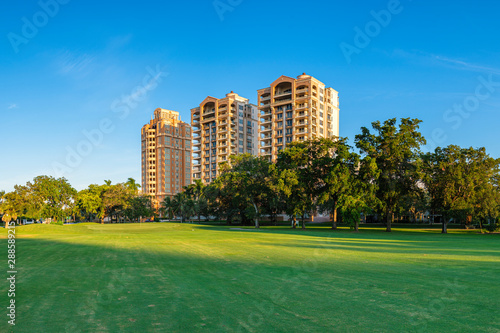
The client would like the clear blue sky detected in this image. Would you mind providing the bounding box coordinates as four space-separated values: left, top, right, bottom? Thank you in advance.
1 0 500 192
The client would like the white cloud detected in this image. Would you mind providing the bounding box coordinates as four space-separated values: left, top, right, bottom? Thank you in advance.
392 50 500 75
56 50 95 76
7 103 18 110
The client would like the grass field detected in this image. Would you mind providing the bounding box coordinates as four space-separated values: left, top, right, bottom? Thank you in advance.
1 223 499 332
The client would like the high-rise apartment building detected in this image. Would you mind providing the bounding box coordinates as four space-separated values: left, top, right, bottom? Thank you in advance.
257 73 340 162
141 108 192 205
191 92 259 184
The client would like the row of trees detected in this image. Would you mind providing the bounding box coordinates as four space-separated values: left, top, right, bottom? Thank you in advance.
0 177 153 225
3 118 499 233
161 118 500 233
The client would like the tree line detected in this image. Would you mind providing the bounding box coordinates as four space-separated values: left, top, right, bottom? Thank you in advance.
0 177 153 225
160 118 500 233
2 118 499 233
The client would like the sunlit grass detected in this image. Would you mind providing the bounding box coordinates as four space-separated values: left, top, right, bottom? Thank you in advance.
0 223 499 332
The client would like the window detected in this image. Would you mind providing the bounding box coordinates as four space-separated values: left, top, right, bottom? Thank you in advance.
239 119 244 124
239 105 244 110
277 137 283 143
247 121 252 127
286 120 292 126
277 130 283 136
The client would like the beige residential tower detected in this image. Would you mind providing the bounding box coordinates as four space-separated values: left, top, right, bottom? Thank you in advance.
141 108 192 206
257 73 339 162
191 92 258 184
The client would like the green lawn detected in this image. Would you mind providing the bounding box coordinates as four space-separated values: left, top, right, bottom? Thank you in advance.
1 223 499 332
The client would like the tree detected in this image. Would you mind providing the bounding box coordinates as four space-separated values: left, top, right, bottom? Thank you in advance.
339 155 379 232
422 145 500 233
277 138 335 229
1 190 21 226
125 178 141 194
355 118 426 232
318 138 361 229
171 192 194 223
161 196 176 220
102 183 131 223
218 154 274 228
184 179 206 223
125 195 153 222
75 185 105 222
27 176 76 223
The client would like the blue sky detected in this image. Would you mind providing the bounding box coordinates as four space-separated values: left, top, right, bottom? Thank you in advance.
1 0 500 192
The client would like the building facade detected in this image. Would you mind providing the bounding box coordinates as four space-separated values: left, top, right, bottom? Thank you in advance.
141 108 192 205
191 92 259 184
257 73 340 162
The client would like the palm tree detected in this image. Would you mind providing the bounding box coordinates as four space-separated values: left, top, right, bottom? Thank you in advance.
184 180 205 223
161 196 175 220
125 178 141 194
172 192 195 223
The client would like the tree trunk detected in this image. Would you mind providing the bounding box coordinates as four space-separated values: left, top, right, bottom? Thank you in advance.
301 214 305 230
252 201 259 229
386 211 392 232
442 218 448 234
292 216 297 229
332 208 338 229
354 220 359 232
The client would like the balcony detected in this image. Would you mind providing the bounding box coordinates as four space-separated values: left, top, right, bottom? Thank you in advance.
260 140 272 148
203 108 216 115
296 104 309 110
295 94 309 100
274 90 292 97
260 95 271 101
272 98 292 106
260 148 272 155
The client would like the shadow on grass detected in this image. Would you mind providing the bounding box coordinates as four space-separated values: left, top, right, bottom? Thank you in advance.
1 225 499 332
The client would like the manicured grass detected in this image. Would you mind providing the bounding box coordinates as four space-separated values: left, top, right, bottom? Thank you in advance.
1 223 499 332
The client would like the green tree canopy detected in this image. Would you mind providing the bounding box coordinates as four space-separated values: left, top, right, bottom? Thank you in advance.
355 118 426 232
